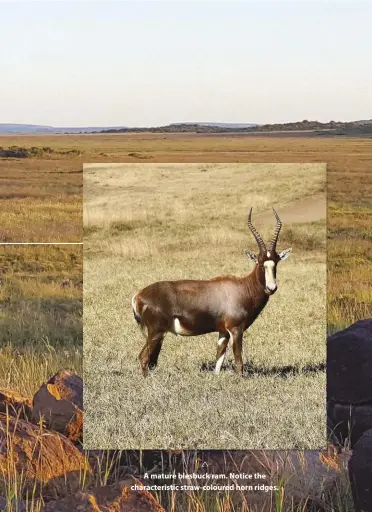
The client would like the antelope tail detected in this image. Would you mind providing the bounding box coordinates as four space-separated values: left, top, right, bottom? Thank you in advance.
131 295 147 337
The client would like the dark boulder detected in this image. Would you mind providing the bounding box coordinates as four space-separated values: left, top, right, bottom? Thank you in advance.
349 429 372 512
327 319 372 447
31 370 83 442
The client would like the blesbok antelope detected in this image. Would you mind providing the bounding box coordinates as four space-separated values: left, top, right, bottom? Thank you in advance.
132 208 292 377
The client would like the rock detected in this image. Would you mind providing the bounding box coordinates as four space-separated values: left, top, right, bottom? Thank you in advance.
328 319 372 404
327 319 372 447
328 402 372 449
31 369 83 442
349 429 372 512
0 496 27 511
0 389 32 421
43 478 165 511
278 449 350 508
0 412 92 500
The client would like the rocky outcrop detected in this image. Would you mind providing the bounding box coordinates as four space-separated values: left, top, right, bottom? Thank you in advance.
327 319 372 447
0 389 32 421
0 479 165 512
1 365 357 511
31 369 83 442
349 429 372 512
43 478 165 511
0 412 91 499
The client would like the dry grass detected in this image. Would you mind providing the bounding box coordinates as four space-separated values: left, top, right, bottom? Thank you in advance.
327 201 372 333
1 132 370 329
1 132 369 509
0 146 82 242
0 244 82 397
83 163 326 450
0 440 354 511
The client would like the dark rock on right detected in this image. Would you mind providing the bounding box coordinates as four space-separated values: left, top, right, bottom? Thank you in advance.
327 319 372 447
349 429 372 512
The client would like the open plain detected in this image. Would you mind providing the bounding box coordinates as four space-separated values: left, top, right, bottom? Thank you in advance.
0 137 82 242
1 132 370 509
1 132 370 331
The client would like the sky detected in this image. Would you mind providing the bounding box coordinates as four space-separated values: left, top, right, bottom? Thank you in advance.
1 0 371 127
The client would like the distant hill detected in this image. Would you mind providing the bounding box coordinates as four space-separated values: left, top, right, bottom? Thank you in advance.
99 119 372 134
0 122 256 134
173 122 257 128
0 124 128 134
1 119 371 135
99 123 259 133
331 122 372 136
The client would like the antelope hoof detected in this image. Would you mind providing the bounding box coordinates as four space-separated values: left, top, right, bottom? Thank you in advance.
236 366 244 377
139 358 149 377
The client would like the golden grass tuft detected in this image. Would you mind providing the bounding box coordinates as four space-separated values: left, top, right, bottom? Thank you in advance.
0 245 82 396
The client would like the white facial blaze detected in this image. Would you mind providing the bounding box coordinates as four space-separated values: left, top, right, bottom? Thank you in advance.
263 260 277 291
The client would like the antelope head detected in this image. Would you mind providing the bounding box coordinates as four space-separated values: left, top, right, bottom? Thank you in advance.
246 208 292 295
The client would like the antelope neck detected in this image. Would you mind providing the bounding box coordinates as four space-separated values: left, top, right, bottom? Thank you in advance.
242 264 267 294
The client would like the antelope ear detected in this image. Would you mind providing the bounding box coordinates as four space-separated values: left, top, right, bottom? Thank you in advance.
245 250 258 263
279 248 292 261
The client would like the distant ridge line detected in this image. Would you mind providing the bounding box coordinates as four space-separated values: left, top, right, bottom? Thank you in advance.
0 119 371 135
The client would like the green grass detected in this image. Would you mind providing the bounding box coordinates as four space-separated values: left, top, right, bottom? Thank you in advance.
84 163 326 450
0 245 82 396
327 201 372 334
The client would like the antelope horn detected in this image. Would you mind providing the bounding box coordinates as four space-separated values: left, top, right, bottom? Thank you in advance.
268 208 282 250
248 208 266 252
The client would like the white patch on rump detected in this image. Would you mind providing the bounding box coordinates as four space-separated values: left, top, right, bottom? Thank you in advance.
263 260 277 291
174 317 192 336
131 295 139 315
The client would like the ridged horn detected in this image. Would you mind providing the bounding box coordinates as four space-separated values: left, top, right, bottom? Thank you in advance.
268 208 282 251
248 208 266 252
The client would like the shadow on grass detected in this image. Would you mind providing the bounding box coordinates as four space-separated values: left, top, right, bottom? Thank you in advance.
200 360 326 377
109 361 326 378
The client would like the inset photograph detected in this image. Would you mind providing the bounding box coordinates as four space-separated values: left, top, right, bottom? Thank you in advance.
0 244 82 396
84 163 326 450
0 137 82 242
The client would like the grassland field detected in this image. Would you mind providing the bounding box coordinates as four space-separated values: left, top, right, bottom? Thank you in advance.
0 133 371 333
0 133 370 510
0 143 82 243
0 244 82 397
0 133 370 399
83 162 326 450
